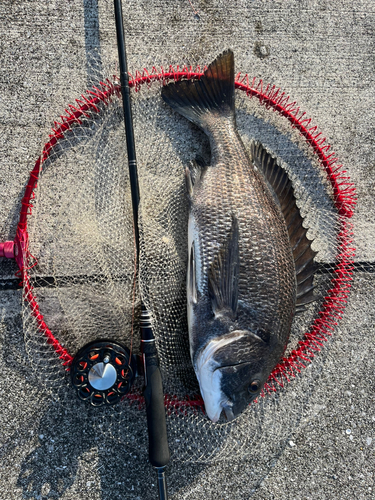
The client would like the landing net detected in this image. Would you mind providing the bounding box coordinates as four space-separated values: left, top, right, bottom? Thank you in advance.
18 62 357 463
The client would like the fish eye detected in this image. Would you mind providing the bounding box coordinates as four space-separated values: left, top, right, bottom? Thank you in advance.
248 380 261 394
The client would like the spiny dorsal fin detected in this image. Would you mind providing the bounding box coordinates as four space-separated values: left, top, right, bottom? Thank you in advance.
161 50 235 130
208 216 239 318
250 141 318 307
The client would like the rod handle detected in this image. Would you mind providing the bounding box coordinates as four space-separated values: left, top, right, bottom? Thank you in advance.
143 345 170 468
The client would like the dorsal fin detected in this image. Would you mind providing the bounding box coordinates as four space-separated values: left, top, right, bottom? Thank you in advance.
250 141 318 307
208 216 239 319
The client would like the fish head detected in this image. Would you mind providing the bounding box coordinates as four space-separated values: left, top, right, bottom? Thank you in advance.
195 328 274 423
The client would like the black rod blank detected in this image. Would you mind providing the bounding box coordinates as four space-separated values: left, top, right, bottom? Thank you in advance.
114 0 140 252
113 1 170 498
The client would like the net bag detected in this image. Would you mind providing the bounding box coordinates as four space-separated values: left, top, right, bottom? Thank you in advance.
15 61 356 464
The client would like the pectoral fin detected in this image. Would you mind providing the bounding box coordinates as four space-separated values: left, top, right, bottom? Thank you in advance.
208 216 239 319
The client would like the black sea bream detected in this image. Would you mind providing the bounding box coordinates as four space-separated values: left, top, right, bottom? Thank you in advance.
161 50 316 422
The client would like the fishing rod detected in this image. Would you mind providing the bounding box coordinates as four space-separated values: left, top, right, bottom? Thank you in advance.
113 1 170 498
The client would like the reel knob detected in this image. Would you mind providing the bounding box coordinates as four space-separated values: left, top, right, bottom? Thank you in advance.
70 340 136 406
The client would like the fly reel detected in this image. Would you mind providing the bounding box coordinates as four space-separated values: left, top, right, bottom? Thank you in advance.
70 340 137 406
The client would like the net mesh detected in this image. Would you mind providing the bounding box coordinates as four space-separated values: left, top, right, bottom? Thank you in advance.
19 60 361 464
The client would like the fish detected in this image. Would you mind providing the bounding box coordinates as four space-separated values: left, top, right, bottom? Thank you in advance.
161 50 316 423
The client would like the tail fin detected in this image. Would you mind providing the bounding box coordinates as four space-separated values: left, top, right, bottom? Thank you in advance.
161 50 235 130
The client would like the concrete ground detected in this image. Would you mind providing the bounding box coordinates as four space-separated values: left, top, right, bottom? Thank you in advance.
0 1 374 499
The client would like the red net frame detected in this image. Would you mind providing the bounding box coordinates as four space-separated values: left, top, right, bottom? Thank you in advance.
12 65 356 409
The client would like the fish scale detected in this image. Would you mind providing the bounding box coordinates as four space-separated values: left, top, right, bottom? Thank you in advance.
193 121 295 331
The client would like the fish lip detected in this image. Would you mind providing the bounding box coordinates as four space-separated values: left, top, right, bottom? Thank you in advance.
212 359 251 372
222 403 235 422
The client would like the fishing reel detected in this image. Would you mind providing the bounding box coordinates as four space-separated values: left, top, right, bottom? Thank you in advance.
70 340 137 406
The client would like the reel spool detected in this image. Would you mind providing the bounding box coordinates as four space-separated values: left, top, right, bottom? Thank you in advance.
70 340 137 406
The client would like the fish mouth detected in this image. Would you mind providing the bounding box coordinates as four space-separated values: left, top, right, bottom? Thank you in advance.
220 393 253 422
222 403 235 421
213 359 252 371
195 332 248 422
195 332 263 423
